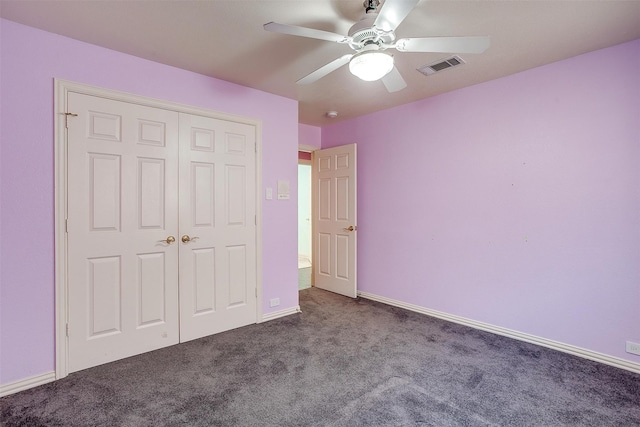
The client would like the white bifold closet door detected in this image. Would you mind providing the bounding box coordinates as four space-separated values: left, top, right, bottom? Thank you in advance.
66 92 256 373
178 113 257 343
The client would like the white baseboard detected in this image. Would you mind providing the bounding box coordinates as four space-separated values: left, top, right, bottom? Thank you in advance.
260 305 301 323
0 371 56 398
358 291 640 375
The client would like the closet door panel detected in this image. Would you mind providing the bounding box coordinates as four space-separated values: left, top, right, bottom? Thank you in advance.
179 113 257 342
67 92 180 373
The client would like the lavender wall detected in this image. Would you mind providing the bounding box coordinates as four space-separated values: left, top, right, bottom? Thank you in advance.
0 19 299 385
298 123 321 148
322 40 640 364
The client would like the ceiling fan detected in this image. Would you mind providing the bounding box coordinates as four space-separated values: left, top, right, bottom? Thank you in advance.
264 0 490 92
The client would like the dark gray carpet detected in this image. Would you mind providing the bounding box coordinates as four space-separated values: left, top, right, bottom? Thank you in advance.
2 288 639 426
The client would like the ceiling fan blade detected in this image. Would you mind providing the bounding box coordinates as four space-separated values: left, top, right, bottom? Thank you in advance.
297 54 354 85
395 36 490 54
381 66 407 93
264 22 350 44
374 0 420 32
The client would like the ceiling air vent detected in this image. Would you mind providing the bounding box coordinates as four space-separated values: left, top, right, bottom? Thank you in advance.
417 55 465 76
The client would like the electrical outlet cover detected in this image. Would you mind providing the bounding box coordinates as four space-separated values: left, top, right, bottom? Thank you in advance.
626 341 640 356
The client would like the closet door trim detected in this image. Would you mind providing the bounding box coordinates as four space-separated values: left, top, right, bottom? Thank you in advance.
54 79 263 380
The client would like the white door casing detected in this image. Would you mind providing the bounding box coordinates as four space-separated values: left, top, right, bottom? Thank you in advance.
57 80 262 377
313 144 357 298
178 113 257 342
67 93 181 372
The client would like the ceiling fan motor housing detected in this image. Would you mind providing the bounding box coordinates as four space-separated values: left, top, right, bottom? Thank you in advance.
348 13 395 48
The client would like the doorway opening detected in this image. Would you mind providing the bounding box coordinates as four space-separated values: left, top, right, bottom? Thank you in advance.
298 151 312 290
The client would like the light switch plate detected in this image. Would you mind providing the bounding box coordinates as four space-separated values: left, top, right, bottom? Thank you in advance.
277 180 290 200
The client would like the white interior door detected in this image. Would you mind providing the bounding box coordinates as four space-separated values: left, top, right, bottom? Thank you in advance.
67 92 180 372
313 144 357 298
66 91 259 372
178 113 257 342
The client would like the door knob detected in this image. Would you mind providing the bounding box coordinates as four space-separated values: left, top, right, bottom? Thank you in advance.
164 236 176 244
344 226 356 232
181 235 199 243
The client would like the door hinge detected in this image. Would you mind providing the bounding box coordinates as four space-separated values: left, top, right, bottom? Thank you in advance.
255 215 257 225
66 323 69 337
65 218 69 233
255 288 258 297
64 112 78 128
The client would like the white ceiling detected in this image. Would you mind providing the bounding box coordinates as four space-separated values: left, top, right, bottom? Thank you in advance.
2 0 639 126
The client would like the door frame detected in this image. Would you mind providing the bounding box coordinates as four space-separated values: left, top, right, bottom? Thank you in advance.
54 79 263 379
298 145 318 287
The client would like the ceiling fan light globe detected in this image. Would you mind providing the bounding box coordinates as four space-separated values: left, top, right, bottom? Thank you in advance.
349 51 394 81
